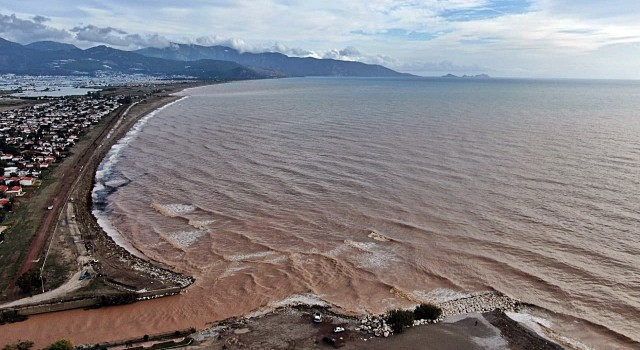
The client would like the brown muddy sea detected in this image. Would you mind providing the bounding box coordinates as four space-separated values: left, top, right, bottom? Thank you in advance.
4 78 640 349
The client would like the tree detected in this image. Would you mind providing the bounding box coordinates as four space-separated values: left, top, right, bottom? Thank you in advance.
45 339 73 350
16 269 42 294
1 340 34 350
386 309 414 333
414 303 442 321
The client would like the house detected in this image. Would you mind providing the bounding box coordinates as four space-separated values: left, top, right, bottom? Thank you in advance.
3 167 18 177
6 186 24 197
0 198 9 208
6 177 20 186
20 177 34 186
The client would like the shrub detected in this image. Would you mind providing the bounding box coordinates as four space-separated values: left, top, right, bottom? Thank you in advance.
16 269 42 294
98 292 138 306
0 310 28 325
386 309 414 333
2 340 34 350
45 339 73 350
414 303 442 321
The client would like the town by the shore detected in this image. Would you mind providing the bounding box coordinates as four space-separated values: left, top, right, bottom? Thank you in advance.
0 80 569 350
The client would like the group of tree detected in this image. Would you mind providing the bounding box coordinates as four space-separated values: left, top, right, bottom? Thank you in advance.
16 268 44 295
2 339 72 350
386 303 443 333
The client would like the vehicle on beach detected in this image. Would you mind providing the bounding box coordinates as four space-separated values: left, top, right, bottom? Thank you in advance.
47 204 54 210
322 336 337 346
79 271 91 280
333 326 345 333
313 312 322 323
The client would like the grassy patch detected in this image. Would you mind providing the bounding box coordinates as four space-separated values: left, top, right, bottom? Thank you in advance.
41 252 73 291
75 278 112 296
0 203 38 291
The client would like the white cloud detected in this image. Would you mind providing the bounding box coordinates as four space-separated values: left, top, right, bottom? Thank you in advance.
70 24 170 48
0 13 70 43
1 0 640 78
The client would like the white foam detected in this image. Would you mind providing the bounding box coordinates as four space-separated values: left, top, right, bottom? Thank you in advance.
411 288 474 304
506 311 554 334
164 229 208 248
505 312 594 350
225 251 282 262
270 293 330 308
340 239 398 269
92 96 188 256
354 251 397 269
188 219 216 229
152 203 197 217
344 239 376 251
91 212 146 259
368 231 392 242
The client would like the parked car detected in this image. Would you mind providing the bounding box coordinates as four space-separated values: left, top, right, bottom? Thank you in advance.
313 312 322 323
322 336 337 346
333 327 345 333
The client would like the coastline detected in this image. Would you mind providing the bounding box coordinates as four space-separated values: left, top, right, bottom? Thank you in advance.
0 83 203 345
1 81 563 350
1 80 635 350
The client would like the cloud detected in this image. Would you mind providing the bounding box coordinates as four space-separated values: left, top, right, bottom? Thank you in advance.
0 13 70 43
32 15 50 23
2 1 640 78
70 24 169 48
193 36 254 52
192 36 317 57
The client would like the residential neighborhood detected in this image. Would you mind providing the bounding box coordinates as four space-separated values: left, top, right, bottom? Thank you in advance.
0 94 122 221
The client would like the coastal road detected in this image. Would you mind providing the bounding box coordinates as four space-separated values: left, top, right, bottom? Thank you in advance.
6 102 133 293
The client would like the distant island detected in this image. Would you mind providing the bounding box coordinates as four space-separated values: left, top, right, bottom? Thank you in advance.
441 73 490 79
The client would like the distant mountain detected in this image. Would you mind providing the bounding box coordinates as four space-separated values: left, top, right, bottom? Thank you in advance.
0 38 280 80
25 41 79 52
136 43 410 77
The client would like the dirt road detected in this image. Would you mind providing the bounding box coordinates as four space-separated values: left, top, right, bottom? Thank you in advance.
7 101 131 292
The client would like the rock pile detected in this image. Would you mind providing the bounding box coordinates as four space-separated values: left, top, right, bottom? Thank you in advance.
355 315 394 338
356 291 521 337
128 257 194 287
436 291 521 320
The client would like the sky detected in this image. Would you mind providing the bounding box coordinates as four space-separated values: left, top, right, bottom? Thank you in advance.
0 0 639 79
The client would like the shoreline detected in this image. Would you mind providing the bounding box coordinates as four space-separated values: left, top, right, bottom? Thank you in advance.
0 80 636 349
0 83 202 312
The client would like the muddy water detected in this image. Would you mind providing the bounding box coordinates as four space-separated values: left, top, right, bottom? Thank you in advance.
2 78 639 349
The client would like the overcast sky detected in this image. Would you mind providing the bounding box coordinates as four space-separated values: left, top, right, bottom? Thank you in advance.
1 1 639 79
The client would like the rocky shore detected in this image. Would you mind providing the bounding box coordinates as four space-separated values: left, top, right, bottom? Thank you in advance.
328 291 521 338
188 291 562 350
72 86 199 293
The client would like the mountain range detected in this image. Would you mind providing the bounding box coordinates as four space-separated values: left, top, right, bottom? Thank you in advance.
0 38 408 80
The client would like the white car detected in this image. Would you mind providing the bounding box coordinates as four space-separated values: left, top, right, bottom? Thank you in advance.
333 327 345 333
313 312 322 323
